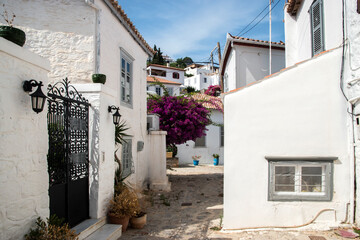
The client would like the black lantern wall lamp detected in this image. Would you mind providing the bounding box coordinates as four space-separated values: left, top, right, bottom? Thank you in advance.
108 105 121 125
23 79 47 113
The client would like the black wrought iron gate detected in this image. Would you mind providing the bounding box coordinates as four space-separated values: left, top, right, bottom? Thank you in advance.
47 78 90 227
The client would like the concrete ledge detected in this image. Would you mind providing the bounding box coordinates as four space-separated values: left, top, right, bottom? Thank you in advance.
0 37 50 71
73 83 117 98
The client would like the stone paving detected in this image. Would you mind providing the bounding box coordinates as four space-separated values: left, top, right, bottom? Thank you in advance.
121 165 348 240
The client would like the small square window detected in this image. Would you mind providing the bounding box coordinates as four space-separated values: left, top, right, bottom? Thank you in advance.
268 160 333 201
195 135 206 147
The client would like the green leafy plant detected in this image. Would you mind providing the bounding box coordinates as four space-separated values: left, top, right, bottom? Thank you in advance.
25 215 78 240
210 215 223 231
212 154 219 158
115 120 131 146
166 144 178 156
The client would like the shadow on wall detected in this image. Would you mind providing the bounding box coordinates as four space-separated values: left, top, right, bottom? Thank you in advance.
89 106 100 216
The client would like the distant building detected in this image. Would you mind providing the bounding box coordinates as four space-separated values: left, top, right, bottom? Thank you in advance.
147 64 185 85
220 34 285 92
184 64 220 91
147 76 181 96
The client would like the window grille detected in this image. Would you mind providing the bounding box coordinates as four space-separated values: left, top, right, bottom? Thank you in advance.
268 160 333 201
220 126 224 147
121 139 133 178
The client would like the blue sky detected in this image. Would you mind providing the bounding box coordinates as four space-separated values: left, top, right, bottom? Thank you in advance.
120 0 285 63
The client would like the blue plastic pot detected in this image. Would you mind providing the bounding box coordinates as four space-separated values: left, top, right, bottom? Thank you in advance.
213 158 219 166
193 160 199 166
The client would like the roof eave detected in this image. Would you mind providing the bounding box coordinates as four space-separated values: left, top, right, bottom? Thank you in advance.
103 0 154 57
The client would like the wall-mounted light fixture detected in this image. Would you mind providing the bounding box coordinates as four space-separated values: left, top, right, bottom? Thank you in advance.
23 79 47 113
108 105 121 125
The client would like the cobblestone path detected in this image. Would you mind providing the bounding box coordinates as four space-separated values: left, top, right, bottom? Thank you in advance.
121 165 347 240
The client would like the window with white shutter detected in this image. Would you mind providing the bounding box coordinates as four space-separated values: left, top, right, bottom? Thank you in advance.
310 0 324 56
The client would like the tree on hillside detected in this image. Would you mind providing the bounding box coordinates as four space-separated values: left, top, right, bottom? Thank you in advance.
170 57 193 69
150 44 165 65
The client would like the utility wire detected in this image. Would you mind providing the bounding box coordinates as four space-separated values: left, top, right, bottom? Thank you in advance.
235 1 272 37
238 0 281 37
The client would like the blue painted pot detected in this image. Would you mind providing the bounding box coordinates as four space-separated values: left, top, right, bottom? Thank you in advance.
213 158 219 166
193 160 199 166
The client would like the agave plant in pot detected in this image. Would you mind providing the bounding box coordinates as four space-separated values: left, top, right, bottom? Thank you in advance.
0 4 26 47
108 186 140 232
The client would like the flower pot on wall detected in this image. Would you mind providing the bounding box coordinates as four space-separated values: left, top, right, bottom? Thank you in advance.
213 158 219 166
0 26 26 46
92 73 106 84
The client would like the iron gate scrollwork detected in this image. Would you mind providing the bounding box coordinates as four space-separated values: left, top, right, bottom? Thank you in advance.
47 78 90 227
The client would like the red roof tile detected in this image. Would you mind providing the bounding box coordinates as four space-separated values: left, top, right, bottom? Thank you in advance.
148 64 185 72
229 34 285 47
190 93 223 110
147 76 181 85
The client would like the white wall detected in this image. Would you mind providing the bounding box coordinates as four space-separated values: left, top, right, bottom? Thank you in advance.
177 110 224 165
1 0 96 85
235 45 285 88
224 48 350 230
147 83 181 96
223 50 237 92
343 0 360 224
0 38 50 240
73 84 116 219
96 0 151 190
148 66 185 85
147 131 171 191
284 0 343 67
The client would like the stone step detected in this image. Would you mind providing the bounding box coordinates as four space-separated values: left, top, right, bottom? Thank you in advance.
73 217 106 240
84 224 122 240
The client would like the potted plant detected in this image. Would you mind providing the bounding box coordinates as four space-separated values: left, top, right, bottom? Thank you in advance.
166 144 177 158
130 211 147 229
92 73 106 84
212 154 220 166
108 186 140 232
0 4 26 47
192 155 201 166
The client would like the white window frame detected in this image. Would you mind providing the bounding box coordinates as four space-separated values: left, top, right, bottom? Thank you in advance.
267 158 333 201
167 87 173 96
120 48 134 108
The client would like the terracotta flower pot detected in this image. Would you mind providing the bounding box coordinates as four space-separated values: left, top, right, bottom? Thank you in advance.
130 212 147 229
108 215 130 232
0 26 26 46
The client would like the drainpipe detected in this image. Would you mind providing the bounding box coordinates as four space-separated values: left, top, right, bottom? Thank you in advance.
348 100 357 224
85 0 100 74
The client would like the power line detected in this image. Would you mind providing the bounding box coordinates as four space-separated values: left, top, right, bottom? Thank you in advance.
238 0 281 37
235 1 272 37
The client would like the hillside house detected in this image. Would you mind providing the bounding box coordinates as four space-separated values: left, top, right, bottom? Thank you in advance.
177 94 224 165
184 64 220 91
147 64 185 85
222 0 360 230
147 76 181 96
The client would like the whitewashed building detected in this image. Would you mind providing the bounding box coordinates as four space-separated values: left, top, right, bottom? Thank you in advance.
147 76 181 96
221 34 285 92
222 0 360 230
147 64 185 85
0 0 170 239
177 94 224 165
184 64 220 91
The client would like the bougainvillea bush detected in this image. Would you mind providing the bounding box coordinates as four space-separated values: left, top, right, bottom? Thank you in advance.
205 85 221 96
147 96 210 145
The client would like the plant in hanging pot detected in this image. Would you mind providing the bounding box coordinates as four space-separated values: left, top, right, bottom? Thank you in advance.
108 186 140 232
192 155 201 166
212 153 220 166
0 4 26 47
92 73 106 84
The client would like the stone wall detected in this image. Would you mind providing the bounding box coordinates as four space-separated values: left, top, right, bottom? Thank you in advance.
0 0 96 85
0 38 50 239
